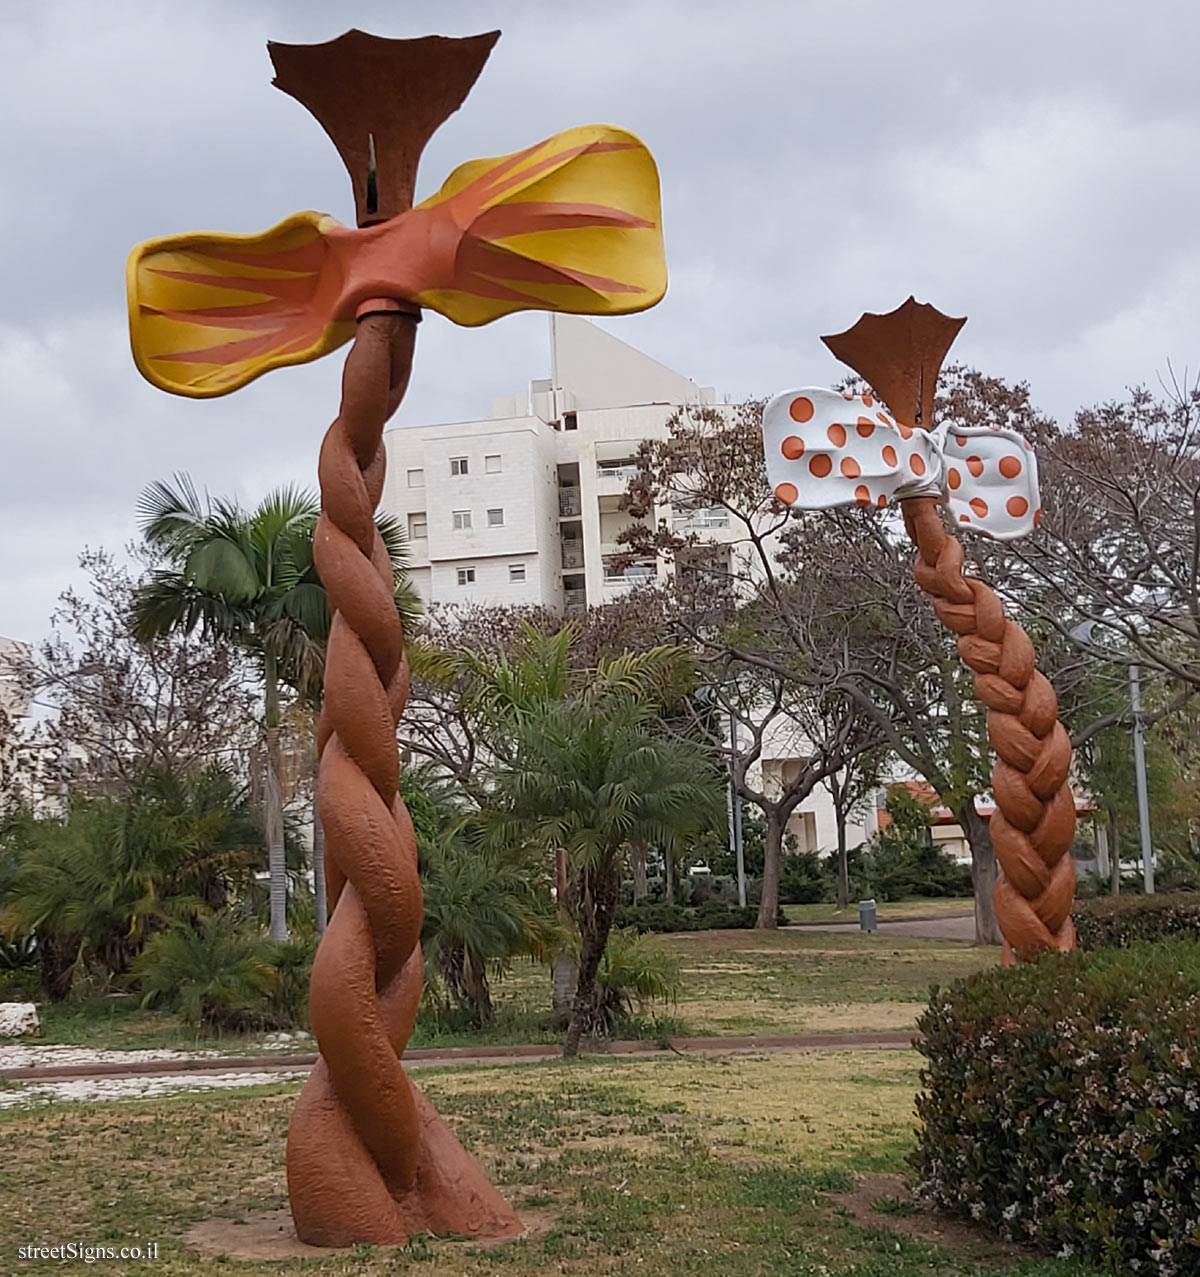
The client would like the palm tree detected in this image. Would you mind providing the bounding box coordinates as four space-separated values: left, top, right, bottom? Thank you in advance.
413 621 696 1009
0 767 265 998
130 476 414 939
478 695 720 1057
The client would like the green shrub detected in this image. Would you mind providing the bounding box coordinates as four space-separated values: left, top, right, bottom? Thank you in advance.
615 900 785 932
912 940 1200 1274
1074 891 1200 949
778 852 828 905
268 933 317 1028
132 912 283 1032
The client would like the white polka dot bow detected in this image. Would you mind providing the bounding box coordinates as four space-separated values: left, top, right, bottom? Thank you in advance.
762 387 1041 541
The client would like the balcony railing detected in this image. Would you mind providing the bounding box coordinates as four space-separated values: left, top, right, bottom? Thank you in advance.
671 506 730 530
596 462 639 482
561 542 584 569
602 557 655 586
564 587 587 610
558 488 581 517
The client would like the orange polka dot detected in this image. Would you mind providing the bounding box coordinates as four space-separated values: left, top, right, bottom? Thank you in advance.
827 423 847 447
810 455 833 478
956 435 967 447
1034 507 1043 527
882 445 898 467
856 416 875 437
910 454 927 477
781 435 805 460
898 424 914 439
841 457 861 478
775 482 798 504
877 494 887 509
970 497 989 517
854 484 871 505
999 455 1023 479
789 396 814 423
959 514 970 523
877 412 892 425
966 456 984 477
1007 496 1029 517
1025 438 1034 451
862 393 874 407
947 467 962 490
842 391 855 400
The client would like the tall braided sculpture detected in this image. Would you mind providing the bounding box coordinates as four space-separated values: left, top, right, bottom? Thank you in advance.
126 28 667 1246
762 299 1075 961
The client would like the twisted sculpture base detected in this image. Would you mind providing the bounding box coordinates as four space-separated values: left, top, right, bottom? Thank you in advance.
286 313 521 1246
901 497 1076 962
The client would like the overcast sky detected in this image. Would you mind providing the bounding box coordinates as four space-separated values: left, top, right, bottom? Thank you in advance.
3 0 1199 645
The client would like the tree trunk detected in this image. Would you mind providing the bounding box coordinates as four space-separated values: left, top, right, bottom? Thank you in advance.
312 792 327 936
462 948 493 1026
756 810 785 929
36 934 76 1002
663 845 675 904
630 843 648 900
1107 806 1121 896
563 864 619 1058
832 778 850 911
957 802 1001 945
552 847 577 1015
264 655 288 941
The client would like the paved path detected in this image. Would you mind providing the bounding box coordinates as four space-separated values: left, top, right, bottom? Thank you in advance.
796 915 976 941
0 1032 918 1107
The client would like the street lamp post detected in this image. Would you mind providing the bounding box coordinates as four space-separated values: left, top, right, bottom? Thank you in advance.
1128 663 1155 893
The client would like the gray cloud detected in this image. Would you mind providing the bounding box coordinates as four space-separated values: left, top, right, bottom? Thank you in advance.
3 0 1199 641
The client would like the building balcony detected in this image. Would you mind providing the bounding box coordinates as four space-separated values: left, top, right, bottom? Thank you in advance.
671 506 730 530
558 488 582 517
602 556 656 586
561 542 584 569
564 587 587 611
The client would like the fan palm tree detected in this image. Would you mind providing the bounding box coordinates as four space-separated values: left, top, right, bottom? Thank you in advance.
478 695 721 1057
130 476 415 939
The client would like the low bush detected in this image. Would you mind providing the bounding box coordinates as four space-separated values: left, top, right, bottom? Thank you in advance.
912 940 1200 1274
1074 890 1200 949
615 900 785 932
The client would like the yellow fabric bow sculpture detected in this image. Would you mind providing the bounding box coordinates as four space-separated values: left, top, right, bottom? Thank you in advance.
127 124 665 398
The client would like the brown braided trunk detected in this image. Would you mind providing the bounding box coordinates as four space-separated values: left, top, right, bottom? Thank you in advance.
900 497 1077 962
286 310 522 1246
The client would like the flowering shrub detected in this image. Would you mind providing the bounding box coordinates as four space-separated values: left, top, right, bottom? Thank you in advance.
912 941 1200 1274
1074 892 1200 949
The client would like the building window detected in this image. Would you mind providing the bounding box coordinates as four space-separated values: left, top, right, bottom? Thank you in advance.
485 454 502 474
487 508 504 527
406 468 424 487
564 412 578 431
452 510 472 530
456 567 476 586
408 512 427 539
450 456 469 476
509 563 526 583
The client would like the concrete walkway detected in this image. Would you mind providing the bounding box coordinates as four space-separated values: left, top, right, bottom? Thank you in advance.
797 915 976 941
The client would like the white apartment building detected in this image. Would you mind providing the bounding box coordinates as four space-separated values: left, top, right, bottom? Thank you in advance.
381 318 881 862
381 315 729 613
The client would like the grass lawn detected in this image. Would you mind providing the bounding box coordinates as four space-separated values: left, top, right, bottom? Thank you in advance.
783 898 976 925
18 929 998 1056
0 1049 1103 1275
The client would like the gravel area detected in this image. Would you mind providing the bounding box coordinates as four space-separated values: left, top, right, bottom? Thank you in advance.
0 1067 309 1109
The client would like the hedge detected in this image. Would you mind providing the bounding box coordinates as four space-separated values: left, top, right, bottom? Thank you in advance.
912 940 1200 1273
615 900 786 933
1074 891 1200 949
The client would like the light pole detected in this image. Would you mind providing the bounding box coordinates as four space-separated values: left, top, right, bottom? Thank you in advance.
727 707 747 908
1070 622 1155 894
1128 663 1155 893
